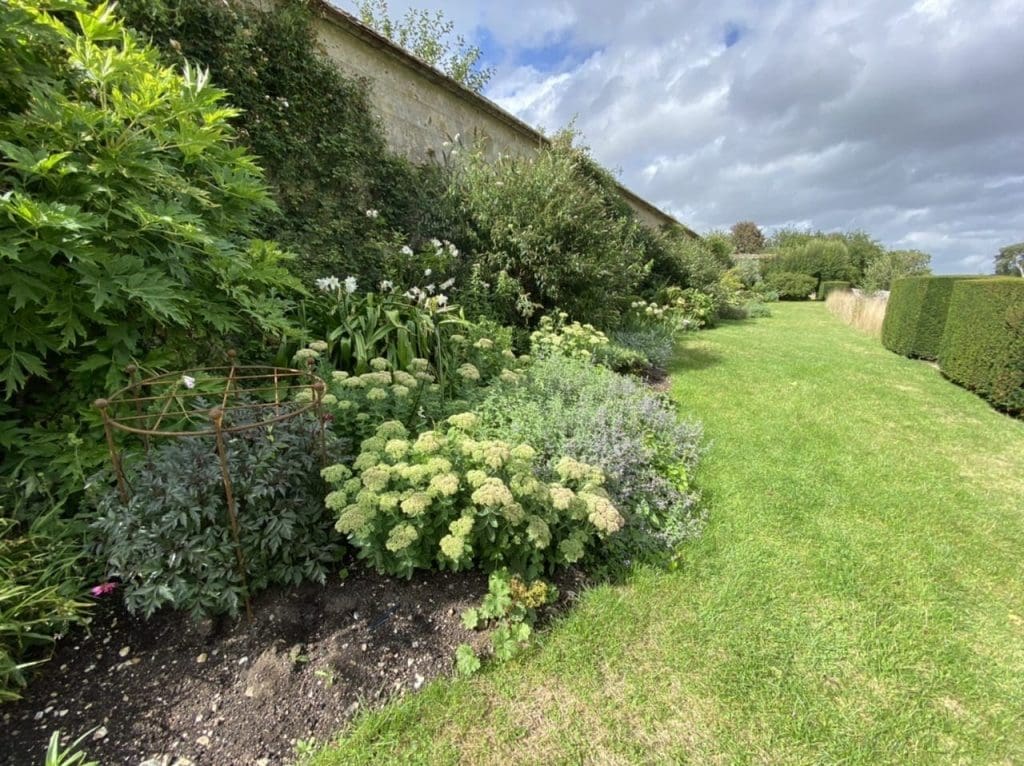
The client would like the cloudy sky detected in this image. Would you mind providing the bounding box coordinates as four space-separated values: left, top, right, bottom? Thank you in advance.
346 0 1024 273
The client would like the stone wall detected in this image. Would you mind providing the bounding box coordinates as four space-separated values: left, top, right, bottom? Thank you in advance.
308 1 694 235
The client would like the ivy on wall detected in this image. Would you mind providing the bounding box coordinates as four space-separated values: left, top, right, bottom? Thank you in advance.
118 0 466 284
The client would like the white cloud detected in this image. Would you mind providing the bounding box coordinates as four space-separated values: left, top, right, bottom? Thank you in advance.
344 0 1024 273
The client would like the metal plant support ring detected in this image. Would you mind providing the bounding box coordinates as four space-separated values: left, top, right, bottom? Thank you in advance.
95 354 327 619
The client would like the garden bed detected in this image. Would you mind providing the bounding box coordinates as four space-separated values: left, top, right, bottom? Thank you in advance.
1 568 583 765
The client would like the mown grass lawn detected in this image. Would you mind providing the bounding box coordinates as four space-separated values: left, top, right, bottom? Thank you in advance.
310 302 1024 765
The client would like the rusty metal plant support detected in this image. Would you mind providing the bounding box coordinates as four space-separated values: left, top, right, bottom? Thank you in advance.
94 353 327 619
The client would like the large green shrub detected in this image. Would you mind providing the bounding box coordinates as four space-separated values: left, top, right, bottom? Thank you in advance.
938 279 1024 414
454 132 648 327
324 415 624 580
766 239 853 282
1 0 299 513
765 272 818 300
882 276 981 359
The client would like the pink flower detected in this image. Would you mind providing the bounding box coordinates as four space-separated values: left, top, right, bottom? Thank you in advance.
90 582 117 597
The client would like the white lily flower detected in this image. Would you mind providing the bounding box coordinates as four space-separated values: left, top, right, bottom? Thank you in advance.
315 276 341 293
365 209 379 219
344 276 358 294
182 375 196 389
380 280 394 292
401 245 414 256
424 268 432 277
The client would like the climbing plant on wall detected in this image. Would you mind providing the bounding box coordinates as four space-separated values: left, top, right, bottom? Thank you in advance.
118 0 470 285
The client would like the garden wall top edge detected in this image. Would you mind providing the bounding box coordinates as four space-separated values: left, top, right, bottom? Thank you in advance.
294 0 696 238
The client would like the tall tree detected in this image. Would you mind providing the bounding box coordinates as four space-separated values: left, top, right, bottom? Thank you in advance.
995 242 1024 277
730 221 766 253
355 0 493 92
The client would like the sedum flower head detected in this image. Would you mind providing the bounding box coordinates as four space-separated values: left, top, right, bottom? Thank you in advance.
293 389 313 403
361 465 391 493
353 451 381 471
343 477 363 496
385 523 419 552
481 441 511 470
324 489 349 511
376 421 409 440
554 456 603 484
392 370 418 388
439 534 468 562
362 371 392 387
559 537 585 563
331 371 350 383
369 357 390 371
321 394 338 405
391 384 410 398
511 444 536 462
293 348 319 364
309 340 329 353
471 477 514 508
549 485 576 511
336 504 375 535
377 492 401 511
428 472 460 498
342 375 366 388
581 492 624 534
384 439 410 460
457 363 480 382
473 338 494 350
412 430 445 454
409 358 430 373
465 469 489 488
449 515 474 538
526 516 551 549
401 492 432 516
500 502 525 524
447 412 478 431
321 463 352 483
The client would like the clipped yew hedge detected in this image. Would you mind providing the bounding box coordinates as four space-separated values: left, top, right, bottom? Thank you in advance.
938 278 1024 414
882 276 983 359
881 277 930 355
817 280 851 300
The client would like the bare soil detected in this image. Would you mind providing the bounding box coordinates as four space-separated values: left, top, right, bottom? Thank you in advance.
3 567 582 766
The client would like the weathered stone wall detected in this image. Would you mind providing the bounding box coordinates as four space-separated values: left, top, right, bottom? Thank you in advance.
307 1 692 234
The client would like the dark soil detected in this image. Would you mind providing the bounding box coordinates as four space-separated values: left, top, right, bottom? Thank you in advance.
3 568 583 766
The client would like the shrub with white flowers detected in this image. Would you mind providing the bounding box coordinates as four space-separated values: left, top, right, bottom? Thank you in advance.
323 413 623 579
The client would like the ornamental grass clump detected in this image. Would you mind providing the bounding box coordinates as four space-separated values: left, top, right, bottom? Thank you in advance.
323 414 623 580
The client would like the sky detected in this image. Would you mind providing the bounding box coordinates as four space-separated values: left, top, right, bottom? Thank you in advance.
345 0 1024 274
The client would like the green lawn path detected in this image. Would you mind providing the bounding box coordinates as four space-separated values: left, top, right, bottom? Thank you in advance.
311 302 1024 765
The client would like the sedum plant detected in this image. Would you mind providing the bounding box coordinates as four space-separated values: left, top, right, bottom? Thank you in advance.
323 414 624 580
530 312 610 362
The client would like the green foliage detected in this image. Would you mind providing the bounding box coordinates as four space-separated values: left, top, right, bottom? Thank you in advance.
91 413 343 618
730 259 764 289
994 242 1024 277
461 569 555 663
766 239 852 283
0 0 298 401
355 0 493 91
530 312 610 362
817 281 851 300
881 276 983 360
322 341 529 446
43 730 99 766
938 278 1024 414
1 0 301 517
1 512 92 701
454 132 648 327
862 249 931 292
764 272 818 300
730 221 766 253
119 0 464 287
881 277 929 356
454 643 481 676
325 414 624 580
704 230 736 267
475 356 704 567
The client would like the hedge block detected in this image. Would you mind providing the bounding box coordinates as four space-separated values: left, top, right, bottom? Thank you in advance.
882 276 983 359
938 278 1024 414
818 280 851 300
881 277 930 355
